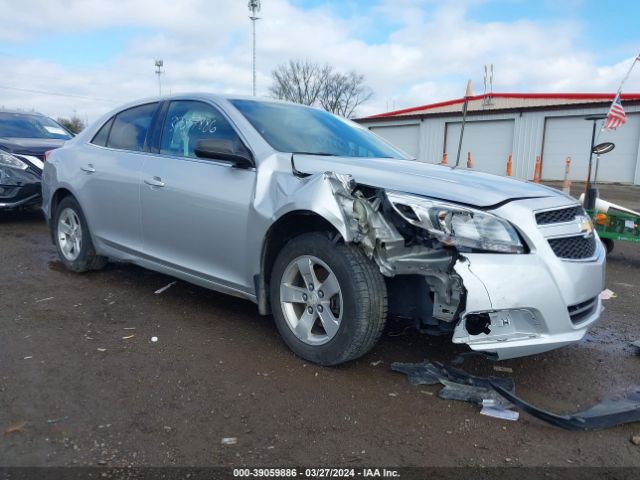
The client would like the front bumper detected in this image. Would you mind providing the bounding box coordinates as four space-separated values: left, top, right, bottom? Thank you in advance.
451 197 606 360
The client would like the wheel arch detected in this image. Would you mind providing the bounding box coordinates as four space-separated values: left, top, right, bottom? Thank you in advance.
256 210 344 315
48 187 76 243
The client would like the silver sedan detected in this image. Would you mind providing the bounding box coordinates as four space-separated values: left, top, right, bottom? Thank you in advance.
42 94 605 365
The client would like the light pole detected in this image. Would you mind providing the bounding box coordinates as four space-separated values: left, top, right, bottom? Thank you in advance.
248 0 261 96
155 59 164 96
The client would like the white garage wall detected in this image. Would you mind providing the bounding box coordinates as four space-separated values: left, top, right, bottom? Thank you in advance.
361 104 640 184
370 124 420 158
444 120 514 175
542 114 640 183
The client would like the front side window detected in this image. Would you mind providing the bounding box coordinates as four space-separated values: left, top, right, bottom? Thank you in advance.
230 99 411 159
106 103 158 152
0 113 72 140
160 101 243 159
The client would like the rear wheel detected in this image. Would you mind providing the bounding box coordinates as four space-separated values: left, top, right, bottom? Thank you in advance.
54 196 107 272
601 238 614 255
270 233 387 366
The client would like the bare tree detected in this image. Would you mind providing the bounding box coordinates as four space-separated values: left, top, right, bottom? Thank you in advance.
269 59 373 118
269 60 332 106
319 71 373 118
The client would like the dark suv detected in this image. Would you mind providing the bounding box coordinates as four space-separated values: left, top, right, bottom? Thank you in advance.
0 111 72 209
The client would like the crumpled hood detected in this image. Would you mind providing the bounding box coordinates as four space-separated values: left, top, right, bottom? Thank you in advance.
0 137 66 156
293 155 561 208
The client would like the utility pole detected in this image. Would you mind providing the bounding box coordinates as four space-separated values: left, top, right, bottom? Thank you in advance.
248 0 261 96
155 59 164 96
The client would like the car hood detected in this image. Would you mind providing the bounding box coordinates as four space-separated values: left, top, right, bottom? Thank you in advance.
293 155 561 208
0 137 66 156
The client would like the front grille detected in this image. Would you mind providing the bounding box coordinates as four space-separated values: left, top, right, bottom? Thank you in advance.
568 296 598 324
548 235 596 259
536 206 580 225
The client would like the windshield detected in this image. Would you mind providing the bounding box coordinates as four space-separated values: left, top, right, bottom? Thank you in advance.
230 99 411 159
0 113 72 140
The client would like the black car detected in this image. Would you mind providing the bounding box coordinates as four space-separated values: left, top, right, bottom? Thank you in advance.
0 111 72 209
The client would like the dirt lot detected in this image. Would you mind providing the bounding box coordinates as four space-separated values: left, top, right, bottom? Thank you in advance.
1 184 639 468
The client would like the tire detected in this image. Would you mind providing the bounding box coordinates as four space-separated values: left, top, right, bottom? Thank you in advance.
53 196 107 272
601 238 614 255
270 232 387 366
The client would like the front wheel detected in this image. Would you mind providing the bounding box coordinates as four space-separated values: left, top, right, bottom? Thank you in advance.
270 233 387 366
54 196 107 272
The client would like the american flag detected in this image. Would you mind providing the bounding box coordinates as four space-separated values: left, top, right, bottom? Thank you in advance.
603 96 627 130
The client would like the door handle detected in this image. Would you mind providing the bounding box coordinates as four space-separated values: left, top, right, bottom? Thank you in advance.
81 164 95 174
144 176 165 188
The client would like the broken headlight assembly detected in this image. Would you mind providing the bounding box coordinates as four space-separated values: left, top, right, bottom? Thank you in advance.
386 191 525 253
0 150 29 171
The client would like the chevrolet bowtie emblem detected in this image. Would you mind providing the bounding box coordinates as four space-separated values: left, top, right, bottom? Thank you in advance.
578 216 594 235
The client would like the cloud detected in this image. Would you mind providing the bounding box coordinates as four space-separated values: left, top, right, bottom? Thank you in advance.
0 0 638 121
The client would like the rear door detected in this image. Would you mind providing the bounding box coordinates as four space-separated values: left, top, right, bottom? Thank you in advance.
140 100 256 292
81 102 159 254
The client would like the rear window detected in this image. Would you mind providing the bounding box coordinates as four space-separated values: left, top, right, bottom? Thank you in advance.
0 113 72 140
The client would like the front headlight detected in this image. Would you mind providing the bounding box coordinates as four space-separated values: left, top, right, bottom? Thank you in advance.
386 191 524 253
0 151 28 170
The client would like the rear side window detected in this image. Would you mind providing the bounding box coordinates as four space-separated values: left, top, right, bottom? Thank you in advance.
91 118 114 147
106 103 158 152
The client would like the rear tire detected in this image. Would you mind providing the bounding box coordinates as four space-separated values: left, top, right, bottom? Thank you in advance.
270 232 387 366
54 196 107 272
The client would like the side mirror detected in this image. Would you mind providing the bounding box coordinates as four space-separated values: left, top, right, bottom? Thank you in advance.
194 139 254 168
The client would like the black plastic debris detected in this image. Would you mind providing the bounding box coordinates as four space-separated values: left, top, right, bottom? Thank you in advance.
391 361 514 409
392 361 640 431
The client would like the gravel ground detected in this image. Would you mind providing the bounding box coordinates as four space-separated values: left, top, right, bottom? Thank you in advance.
1 185 639 468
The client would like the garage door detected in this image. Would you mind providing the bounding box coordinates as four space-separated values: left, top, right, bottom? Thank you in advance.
444 120 514 175
542 115 640 183
370 124 420 158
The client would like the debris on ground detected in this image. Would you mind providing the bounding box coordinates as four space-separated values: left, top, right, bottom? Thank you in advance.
35 297 54 303
122 334 135 340
370 360 383 366
23 356 32 360
392 361 640 431
154 281 177 295
221 437 237 445
493 366 513 373
599 289 617 300
151 336 158 343
47 416 69 425
4 422 27 435
631 435 640 446
480 406 519 422
492 382 640 431
391 361 515 409
97 348 107 352
123 327 136 331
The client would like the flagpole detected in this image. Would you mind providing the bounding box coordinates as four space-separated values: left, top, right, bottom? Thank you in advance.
586 53 640 209
598 53 640 137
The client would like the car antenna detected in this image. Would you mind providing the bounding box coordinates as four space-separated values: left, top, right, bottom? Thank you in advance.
453 80 473 169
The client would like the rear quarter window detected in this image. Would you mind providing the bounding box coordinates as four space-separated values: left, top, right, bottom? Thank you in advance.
105 103 158 152
90 118 114 147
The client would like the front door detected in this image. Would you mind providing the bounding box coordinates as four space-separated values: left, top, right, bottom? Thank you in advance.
140 100 256 292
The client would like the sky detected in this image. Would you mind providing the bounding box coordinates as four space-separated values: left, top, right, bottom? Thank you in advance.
0 0 639 122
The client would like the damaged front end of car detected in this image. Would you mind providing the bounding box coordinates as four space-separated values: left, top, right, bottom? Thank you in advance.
302 167 605 360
